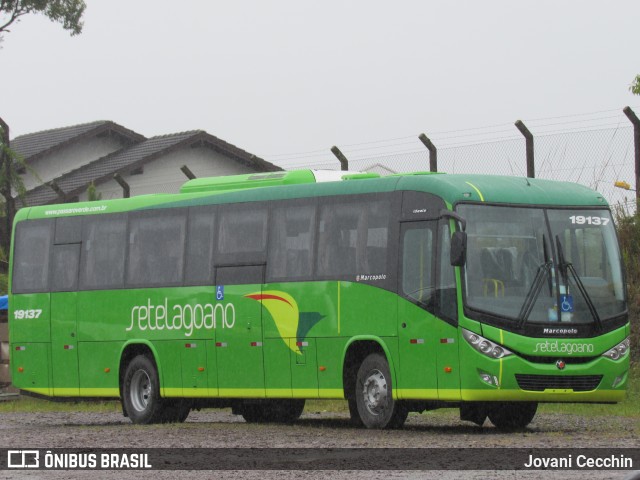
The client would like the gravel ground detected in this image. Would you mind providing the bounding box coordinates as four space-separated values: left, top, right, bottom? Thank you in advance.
0 407 638 479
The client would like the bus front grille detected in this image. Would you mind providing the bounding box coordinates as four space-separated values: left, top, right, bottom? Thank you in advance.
515 374 603 392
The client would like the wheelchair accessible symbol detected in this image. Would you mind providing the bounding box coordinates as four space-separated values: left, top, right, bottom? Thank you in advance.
560 294 574 313
216 286 224 301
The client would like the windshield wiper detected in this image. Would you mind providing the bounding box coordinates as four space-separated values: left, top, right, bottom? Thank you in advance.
555 235 603 331
517 235 552 328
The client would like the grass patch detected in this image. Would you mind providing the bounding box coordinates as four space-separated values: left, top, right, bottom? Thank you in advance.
0 397 120 414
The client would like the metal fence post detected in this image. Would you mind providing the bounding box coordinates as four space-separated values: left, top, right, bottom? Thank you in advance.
515 120 535 178
330 146 349 171
623 106 640 205
418 133 437 172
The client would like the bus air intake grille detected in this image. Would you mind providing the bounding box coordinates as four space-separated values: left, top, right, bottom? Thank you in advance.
515 374 603 392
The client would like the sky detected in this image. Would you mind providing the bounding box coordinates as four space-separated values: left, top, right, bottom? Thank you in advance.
1 0 640 169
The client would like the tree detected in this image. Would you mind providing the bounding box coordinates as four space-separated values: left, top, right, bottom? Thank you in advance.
631 75 640 96
0 119 30 258
0 0 86 39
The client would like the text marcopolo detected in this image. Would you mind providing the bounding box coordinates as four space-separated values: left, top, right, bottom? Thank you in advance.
127 298 236 337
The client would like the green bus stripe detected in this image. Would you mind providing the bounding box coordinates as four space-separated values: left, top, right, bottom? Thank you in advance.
465 181 485 201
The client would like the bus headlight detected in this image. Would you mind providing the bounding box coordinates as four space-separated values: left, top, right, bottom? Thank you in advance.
602 337 630 361
462 329 513 359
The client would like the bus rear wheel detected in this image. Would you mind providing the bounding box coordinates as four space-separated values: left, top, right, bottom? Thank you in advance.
487 402 537 429
355 353 407 429
161 400 191 423
122 354 165 424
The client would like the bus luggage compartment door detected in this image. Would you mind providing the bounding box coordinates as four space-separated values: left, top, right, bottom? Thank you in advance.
213 281 265 398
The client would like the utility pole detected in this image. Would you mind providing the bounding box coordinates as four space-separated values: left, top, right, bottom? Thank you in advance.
623 106 640 205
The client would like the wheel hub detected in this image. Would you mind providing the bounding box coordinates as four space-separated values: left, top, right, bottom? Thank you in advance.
362 369 388 415
130 369 151 412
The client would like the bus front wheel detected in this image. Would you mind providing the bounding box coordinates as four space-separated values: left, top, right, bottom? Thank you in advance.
122 354 165 424
487 402 537 429
355 353 407 429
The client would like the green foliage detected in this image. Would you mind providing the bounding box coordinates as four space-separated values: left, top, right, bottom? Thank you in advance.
613 205 640 360
86 181 102 201
0 398 120 413
631 75 640 96
0 126 31 214
0 0 86 37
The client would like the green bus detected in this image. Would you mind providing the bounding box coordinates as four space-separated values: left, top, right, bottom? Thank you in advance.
8 169 629 429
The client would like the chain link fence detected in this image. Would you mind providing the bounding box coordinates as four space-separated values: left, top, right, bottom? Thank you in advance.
269 108 638 215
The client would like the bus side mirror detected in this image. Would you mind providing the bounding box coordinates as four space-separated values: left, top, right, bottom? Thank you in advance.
450 231 467 267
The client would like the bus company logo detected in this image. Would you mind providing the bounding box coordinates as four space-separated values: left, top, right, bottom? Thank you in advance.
246 291 323 355
533 340 594 355
127 298 236 337
356 274 387 282
543 327 578 335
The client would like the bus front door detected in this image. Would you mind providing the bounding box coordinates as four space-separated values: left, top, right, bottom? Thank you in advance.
397 221 439 400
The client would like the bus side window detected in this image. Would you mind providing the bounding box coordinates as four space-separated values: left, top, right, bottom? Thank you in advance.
80 214 127 290
51 216 82 292
185 207 216 285
216 204 268 264
12 219 54 294
267 202 316 281
316 197 390 278
401 224 435 310
51 244 81 292
127 210 187 288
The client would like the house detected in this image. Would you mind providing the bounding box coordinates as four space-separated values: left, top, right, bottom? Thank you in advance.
11 120 281 206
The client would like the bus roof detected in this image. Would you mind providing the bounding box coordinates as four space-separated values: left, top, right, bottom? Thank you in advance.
17 170 608 222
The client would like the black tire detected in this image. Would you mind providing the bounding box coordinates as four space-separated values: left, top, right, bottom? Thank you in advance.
348 398 364 426
487 402 537 429
162 400 191 423
355 353 406 429
241 404 265 423
122 354 164 424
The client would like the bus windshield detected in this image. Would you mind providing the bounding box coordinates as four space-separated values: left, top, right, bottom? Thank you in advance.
458 204 626 326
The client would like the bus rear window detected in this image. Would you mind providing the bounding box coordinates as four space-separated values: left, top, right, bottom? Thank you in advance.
12 219 53 294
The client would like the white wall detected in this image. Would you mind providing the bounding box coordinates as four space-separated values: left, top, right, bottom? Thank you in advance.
22 135 127 192
77 145 256 201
